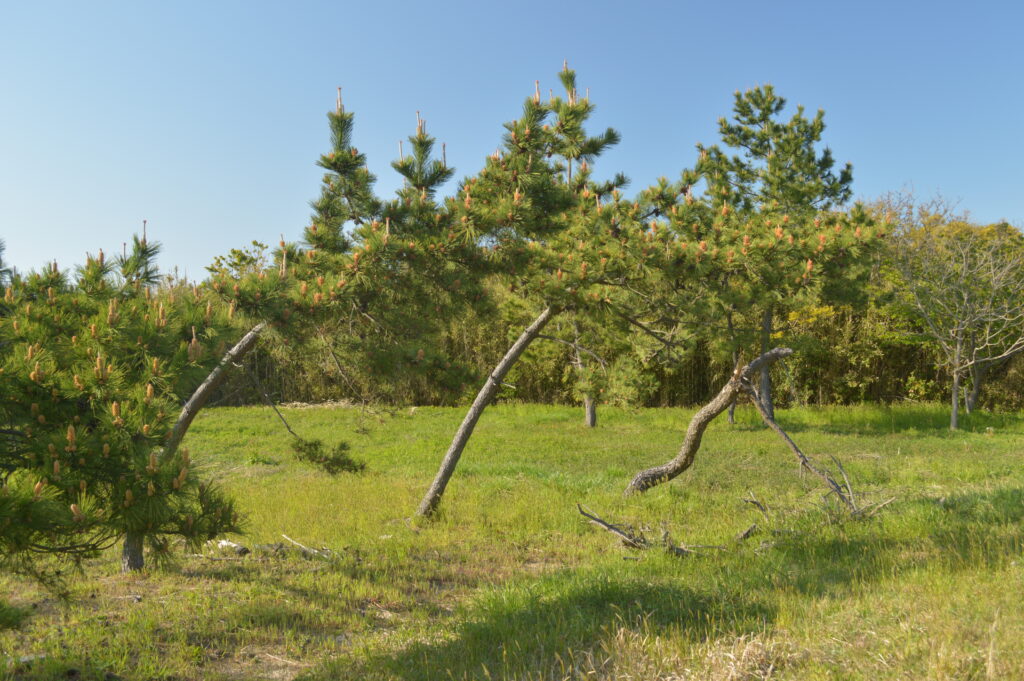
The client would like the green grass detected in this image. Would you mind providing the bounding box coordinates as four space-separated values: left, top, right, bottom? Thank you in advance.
2 403 1023 680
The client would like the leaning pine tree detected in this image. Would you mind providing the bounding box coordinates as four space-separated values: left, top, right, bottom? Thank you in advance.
223 91 484 417
611 91 882 495
0 237 287 577
224 72 622 514
413 74 883 509
416 67 631 516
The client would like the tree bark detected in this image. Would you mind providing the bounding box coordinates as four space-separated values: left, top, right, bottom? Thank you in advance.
759 307 775 420
417 307 556 517
584 395 597 428
950 370 961 430
949 338 963 430
727 348 739 425
725 312 738 426
163 322 267 461
626 347 793 494
965 363 987 414
121 530 144 573
121 321 266 571
571 322 598 429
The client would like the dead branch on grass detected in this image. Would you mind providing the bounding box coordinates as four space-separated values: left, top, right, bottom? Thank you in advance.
741 491 770 520
577 504 648 549
577 504 722 558
281 534 335 560
736 523 759 542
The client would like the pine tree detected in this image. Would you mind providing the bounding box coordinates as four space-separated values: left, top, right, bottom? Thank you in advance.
0 238 267 578
416 66 627 515
667 86 878 417
240 93 472 409
289 72 881 514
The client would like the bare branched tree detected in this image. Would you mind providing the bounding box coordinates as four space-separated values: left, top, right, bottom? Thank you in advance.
894 220 1024 429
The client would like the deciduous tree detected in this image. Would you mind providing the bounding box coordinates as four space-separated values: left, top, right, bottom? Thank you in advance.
893 219 1024 428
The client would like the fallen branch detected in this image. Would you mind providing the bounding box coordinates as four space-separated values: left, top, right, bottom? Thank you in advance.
740 381 856 511
281 534 334 559
736 523 759 542
578 504 718 558
741 491 770 520
830 455 856 508
577 504 648 549
853 496 897 518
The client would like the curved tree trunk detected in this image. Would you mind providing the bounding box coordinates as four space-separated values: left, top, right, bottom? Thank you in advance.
626 346 854 509
121 322 267 572
162 322 267 461
626 347 793 494
417 307 556 517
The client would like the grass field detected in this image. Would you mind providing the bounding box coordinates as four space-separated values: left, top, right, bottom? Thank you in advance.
2 403 1023 680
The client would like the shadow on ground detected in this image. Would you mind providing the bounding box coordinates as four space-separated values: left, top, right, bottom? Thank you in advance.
302 485 1024 681
315 576 776 681
726 405 1024 437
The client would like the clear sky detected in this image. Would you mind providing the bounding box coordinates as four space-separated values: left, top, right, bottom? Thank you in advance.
1 0 1020 279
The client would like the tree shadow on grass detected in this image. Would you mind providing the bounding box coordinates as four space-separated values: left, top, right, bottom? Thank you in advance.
723 404 1024 437
303 485 1024 681
312 575 777 681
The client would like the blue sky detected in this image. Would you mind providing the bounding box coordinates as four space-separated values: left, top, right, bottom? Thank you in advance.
1 0 1020 278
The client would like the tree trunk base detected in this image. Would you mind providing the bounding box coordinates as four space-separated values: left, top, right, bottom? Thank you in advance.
121 531 144 573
